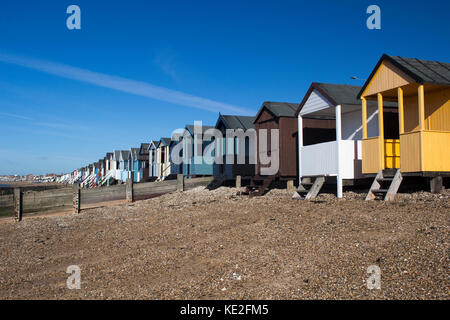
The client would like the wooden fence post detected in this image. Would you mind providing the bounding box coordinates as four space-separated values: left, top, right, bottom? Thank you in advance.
287 180 295 193
126 178 134 202
73 183 80 214
14 187 23 222
177 174 184 191
236 175 241 188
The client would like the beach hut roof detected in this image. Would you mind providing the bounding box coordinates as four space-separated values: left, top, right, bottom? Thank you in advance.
254 102 299 122
216 115 256 130
296 82 397 117
159 137 171 146
358 54 450 98
185 124 215 135
148 140 160 150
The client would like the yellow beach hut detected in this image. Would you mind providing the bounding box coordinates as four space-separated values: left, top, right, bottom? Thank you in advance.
157 137 173 181
359 54 450 200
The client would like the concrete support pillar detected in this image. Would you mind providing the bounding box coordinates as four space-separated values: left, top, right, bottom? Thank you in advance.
177 174 184 191
235 175 241 188
73 183 80 214
126 178 134 202
14 187 23 222
430 176 443 194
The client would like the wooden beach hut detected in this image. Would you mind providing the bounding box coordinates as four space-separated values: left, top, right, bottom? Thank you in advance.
295 82 396 198
250 101 323 195
148 140 159 180
117 150 131 182
112 151 121 181
213 114 256 182
138 143 150 182
359 54 450 200
129 148 140 182
253 102 299 187
157 138 172 180
169 135 183 176
100 152 115 186
97 158 105 187
182 124 215 177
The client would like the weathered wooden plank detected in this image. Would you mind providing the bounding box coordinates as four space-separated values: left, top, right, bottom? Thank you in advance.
184 177 214 190
0 194 14 207
134 180 178 191
365 170 383 201
236 175 241 188
22 190 72 214
134 186 177 196
177 174 184 191
73 183 80 214
385 169 403 201
1 176 215 216
305 176 325 199
126 178 134 203
81 191 126 204
23 205 73 215
185 176 214 184
0 206 14 217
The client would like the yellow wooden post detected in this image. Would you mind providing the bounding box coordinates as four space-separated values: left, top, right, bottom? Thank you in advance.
398 87 404 135
362 97 368 139
418 84 425 171
418 85 425 131
377 93 385 170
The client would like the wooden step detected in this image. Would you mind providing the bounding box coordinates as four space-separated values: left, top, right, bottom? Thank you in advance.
377 178 393 183
366 169 403 201
382 169 397 178
293 176 325 200
372 189 389 194
305 176 325 199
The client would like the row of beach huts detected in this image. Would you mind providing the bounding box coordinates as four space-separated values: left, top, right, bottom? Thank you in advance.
58 54 450 200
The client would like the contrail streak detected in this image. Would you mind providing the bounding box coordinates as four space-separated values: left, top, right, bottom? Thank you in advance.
0 52 253 115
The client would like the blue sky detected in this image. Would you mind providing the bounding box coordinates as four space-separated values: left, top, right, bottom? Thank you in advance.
0 0 449 175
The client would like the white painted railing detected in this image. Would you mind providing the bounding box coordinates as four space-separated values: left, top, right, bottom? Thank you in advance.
300 140 362 180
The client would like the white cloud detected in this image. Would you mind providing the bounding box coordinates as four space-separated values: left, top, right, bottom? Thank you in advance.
0 112 89 132
154 50 178 81
0 111 33 121
0 52 253 115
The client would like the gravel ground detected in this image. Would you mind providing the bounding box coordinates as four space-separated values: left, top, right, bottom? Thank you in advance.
0 187 448 299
